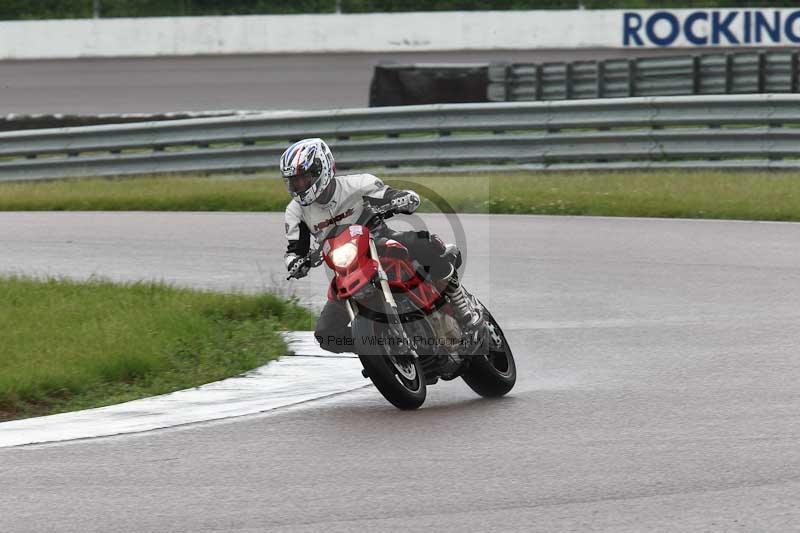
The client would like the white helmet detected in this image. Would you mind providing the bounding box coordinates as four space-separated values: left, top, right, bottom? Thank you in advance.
279 138 335 206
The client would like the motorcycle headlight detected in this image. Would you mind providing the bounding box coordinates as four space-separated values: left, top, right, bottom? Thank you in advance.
331 242 358 268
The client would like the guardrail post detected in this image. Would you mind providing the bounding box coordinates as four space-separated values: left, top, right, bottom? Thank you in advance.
534 65 543 101
596 60 605 98
385 133 399 168
628 59 637 97
692 56 701 94
766 117 782 161
791 52 799 93
565 63 574 100
758 51 767 93
724 54 734 93
504 63 513 102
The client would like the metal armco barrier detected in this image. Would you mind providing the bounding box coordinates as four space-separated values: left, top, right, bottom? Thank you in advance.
488 51 800 102
1 94 800 182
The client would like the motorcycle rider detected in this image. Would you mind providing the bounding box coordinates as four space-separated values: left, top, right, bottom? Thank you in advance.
281 138 481 354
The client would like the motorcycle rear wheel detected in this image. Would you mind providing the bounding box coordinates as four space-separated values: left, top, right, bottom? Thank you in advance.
461 306 516 398
352 315 427 410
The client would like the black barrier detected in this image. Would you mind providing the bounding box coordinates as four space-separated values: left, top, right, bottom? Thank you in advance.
369 64 489 107
0 112 243 133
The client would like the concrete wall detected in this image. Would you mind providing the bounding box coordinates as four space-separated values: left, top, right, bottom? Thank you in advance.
1 9 799 60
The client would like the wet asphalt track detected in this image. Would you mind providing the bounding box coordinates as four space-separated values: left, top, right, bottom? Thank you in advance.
0 48 720 115
2 211 800 531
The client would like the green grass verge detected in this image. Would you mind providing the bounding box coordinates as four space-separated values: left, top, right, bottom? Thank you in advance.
2 169 800 221
0 175 290 212
0 276 315 421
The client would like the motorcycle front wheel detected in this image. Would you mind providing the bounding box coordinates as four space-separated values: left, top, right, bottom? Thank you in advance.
461 305 516 397
352 314 427 410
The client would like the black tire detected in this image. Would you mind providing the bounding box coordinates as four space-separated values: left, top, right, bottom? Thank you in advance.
461 306 516 398
352 315 427 410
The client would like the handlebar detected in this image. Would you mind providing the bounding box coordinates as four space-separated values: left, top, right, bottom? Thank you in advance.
365 203 397 223
286 197 407 280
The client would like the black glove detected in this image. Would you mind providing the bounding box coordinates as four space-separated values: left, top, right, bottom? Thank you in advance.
287 256 310 279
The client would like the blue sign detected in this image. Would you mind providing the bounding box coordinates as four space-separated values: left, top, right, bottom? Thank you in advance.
623 10 800 46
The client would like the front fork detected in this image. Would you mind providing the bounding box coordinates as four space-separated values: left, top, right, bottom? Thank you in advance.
369 239 399 316
348 238 417 358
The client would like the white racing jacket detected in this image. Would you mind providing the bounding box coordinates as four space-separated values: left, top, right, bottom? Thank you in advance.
283 173 418 268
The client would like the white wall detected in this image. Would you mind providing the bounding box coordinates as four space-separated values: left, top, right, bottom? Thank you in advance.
1 8 799 60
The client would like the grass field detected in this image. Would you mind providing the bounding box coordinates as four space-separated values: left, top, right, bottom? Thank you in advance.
0 276 315 421
2 170 800 221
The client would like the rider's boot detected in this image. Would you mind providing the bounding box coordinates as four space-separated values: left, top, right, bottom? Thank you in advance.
443 265 483 330
437 245 483 331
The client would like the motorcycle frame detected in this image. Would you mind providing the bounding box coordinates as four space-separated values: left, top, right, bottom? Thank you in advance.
321 225 443 319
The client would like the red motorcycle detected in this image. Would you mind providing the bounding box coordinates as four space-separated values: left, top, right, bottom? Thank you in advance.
289 200 516 409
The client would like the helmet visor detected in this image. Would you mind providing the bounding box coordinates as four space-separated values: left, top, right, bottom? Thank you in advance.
285 159 322 195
